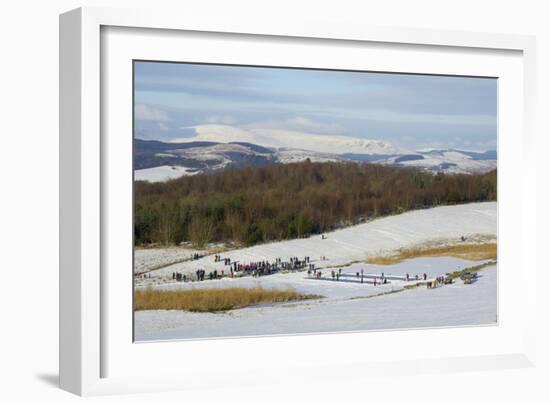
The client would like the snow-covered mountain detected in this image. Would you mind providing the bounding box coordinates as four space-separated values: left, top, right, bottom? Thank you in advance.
171 125 399 155
135 135 496 182
134 138 344 182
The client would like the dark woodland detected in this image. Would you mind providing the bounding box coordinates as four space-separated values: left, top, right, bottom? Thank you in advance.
134 161 497 247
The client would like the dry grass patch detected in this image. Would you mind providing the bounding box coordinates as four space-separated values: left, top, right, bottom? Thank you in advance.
445 260 496 280
367 243 497 265
134 287 321 312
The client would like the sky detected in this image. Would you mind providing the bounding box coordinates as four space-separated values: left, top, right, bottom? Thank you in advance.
134 61 497 152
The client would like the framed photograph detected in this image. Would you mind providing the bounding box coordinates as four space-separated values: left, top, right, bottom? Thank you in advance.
60 7 537 396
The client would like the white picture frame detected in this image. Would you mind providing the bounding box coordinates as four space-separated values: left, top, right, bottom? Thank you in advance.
60 6 537 396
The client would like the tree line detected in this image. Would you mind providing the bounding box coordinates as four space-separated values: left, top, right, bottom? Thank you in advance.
134 161 497 247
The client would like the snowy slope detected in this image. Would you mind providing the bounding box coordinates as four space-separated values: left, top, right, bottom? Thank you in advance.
276 148 345 163
134 165 198 182
170 142 275 169
172 124 399 155
137 202 496 280
381 149 497 174
134 246 210 274
134 141 277 182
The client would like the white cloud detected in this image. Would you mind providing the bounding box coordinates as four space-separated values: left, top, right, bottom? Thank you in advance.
135 104 171 122
204 114 237 124
157 122 170 131
286 116 343 133
245 116 344 134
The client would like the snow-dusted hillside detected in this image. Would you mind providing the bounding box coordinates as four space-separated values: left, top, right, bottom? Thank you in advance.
276 148 344 163
134 133 496 182
134 165 198 182
172 124 399 155
379 149 497 174
135 138 350 181
170 142 275 169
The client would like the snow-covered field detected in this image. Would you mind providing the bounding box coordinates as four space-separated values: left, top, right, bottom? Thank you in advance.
134 165 198 182
134 246 208 274
135 202 496 285
135 260 497 341
134 202 497 341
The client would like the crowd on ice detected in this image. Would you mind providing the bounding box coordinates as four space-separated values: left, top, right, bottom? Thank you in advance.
138 251 463 290
146 254 318 283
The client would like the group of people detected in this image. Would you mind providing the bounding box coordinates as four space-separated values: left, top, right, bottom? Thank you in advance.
171 269 226 282
235 260 275 277
195 269 207 281
165 257 452 290
281 256 311 271
310 269 322 279
167 254 321 284
224 255 315 277
162 253 327 284
173 272 187 282
426 276 448 288
214 255 231 265
405 273 428 281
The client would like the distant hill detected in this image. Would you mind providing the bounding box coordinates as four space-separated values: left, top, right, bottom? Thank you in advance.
134 137 497 182
171 124 399 155
377 149 497 174
134 138 345 182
